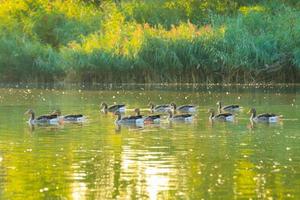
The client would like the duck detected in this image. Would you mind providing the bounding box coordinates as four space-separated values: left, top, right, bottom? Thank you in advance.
208 108 234 121
101 102 126 113
170 103 197 113
167 110 193 121
249 108 280 123
134 108 160 123
217 101 240 113
51 110 85 122
149 103 172 113
25 109 61 125
114 111 144 125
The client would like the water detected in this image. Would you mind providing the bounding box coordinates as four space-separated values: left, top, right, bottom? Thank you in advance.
0 85 299 200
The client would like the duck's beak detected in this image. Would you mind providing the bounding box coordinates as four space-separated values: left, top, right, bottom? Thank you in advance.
24 111 29 115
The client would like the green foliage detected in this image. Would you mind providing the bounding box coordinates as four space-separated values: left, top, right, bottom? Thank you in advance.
0 0 299 83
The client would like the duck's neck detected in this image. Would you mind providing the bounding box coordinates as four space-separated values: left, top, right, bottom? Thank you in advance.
116 113 121 121
172 104 176 110
250 111 256 119
102 104 108 113
150 104 154 113
30 112 35 121
136 110 141 116
210 111 215 119
169 112 173 118
218 103 222 113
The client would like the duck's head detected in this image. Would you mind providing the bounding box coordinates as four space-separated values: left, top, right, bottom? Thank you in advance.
170 102 176 109
134 108 140 113
248 108 256 114
100 102 108 108
148 102 155 109
24 109 34 115
207 109 215 118
216 101 222 106
207 108 215 114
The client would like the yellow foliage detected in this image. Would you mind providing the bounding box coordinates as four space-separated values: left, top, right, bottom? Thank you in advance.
239 5 266 15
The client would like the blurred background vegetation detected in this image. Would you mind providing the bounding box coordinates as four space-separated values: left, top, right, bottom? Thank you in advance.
0 0 299 84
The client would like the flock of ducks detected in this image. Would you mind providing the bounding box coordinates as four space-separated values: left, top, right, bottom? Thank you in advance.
25 101 282 126
25 109 85 125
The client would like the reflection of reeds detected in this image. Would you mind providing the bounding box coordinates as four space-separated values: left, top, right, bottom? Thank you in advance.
0 1 299 83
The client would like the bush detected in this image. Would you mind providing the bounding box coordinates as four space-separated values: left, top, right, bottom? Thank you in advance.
0 34 63 82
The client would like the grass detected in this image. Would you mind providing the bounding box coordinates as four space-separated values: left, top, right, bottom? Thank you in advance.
0 0 299 84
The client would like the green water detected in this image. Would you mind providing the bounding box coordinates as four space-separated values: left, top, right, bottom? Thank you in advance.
0 85 299 200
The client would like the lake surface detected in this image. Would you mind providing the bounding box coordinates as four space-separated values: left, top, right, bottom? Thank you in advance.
0 85 299 200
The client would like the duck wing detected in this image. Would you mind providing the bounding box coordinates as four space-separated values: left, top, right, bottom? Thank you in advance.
177 105 196 112
178 105 194 110
123 115 143 120
223 105 239 110
257 113 277 118
65 114 83 118
215 113 233 117
146 115 160 120
173 114 192 119
36 114 58 120
155 104 170 109
178 105 194 109
108 104 125 112
64 114 83 120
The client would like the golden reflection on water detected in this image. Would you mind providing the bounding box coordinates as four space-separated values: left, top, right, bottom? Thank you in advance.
146 168 170 200
121 145 176 200
0 86 299 199
72 181 87 200
234 149 257 198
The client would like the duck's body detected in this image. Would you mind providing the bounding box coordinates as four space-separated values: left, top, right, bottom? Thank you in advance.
171 103 197 113
135 108 160 124
149 103 172 113
25 109 60 125
208 109 234 121
217 101 240 113
101 103 126 113
168 110 193 121
249 108 279 123
115 111 144 125
63 114 85 122
145 115 161 123
52 111 86 122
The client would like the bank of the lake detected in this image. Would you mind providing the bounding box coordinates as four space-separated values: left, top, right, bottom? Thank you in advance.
0 0 300 84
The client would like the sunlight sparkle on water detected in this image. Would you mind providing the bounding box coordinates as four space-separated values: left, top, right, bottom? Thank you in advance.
146 168 170 200
72 181 87 200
